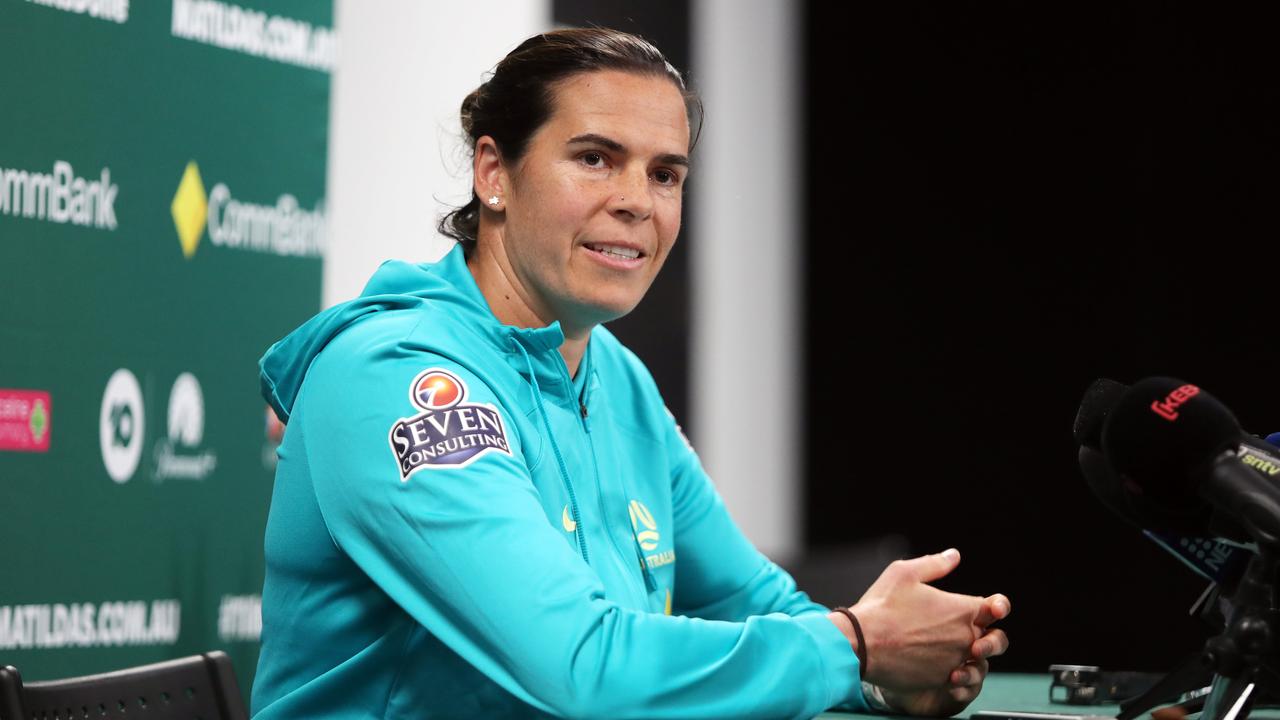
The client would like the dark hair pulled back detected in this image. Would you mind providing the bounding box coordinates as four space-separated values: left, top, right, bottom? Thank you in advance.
438 27 701 248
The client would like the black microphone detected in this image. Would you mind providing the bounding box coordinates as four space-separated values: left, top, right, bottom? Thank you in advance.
1078 444 1216 536
1078 379 1280 470
1075 380 1249 582
1101 377 1280 547
1076 379 1216 534
1074 377 1129 449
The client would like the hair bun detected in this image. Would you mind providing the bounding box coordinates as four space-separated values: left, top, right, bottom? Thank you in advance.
459 87 483 138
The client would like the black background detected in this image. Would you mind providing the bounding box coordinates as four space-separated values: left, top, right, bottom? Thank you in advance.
557 0 1280 675
804 3 1280 671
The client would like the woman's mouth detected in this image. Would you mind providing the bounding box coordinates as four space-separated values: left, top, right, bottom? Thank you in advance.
584 242 643 260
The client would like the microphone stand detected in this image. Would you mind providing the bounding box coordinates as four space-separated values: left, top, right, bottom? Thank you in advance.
1119 454 1280 720
1197 452 1280 720
1116 552 1279 720
1197 549 1280 720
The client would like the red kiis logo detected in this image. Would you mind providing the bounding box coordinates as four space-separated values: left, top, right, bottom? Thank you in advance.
1151 384 1200 421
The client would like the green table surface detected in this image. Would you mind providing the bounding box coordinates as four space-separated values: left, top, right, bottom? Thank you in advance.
818 674 1120 719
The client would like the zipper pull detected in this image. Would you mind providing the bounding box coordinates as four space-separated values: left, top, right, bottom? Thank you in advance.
634 539 658 593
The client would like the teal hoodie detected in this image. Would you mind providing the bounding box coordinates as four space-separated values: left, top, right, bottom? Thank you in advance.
250 244 867 719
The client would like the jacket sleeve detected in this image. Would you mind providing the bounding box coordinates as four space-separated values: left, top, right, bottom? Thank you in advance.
664 409 837 621
663 409 872 714
299 349 865 719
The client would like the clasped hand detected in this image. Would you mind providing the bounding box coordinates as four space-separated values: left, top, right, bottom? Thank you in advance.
828 548 1010 717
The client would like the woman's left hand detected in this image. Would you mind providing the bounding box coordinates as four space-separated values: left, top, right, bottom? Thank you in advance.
878 594 1010 716
880 657 989 717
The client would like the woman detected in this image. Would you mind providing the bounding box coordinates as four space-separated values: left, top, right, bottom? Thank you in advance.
250 28 1009 719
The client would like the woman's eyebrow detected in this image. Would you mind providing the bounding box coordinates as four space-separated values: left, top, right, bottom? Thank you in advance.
567 133 625 151
567 133 689 167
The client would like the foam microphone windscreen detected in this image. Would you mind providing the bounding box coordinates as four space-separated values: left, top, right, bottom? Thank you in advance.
1101 376 1241 508
1073 378 1129 448
1079 444 1214 534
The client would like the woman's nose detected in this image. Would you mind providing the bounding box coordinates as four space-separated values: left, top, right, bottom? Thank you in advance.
608 168 654 220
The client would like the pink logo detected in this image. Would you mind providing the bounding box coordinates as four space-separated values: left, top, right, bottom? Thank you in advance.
0 389 51 453
1150 384 1200 422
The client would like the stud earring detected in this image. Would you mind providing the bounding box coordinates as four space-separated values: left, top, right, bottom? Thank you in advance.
487 195 500 206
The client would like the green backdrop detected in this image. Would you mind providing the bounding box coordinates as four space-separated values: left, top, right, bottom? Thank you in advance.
0 0 333 695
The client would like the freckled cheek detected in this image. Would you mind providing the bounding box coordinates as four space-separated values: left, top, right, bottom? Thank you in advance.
551 177 598 223
521 184 592 248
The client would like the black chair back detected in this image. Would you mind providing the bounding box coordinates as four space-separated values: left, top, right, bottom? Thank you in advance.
0 651 246 720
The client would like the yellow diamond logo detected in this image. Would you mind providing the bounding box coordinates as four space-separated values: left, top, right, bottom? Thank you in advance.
171 161 208 259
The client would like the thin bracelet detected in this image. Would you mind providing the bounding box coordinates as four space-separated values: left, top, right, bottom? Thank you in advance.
834 606 868 675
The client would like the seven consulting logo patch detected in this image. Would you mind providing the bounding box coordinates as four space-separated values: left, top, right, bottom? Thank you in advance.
389 369 511 480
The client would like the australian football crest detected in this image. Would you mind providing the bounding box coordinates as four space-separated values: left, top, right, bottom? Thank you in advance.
389 368 510 480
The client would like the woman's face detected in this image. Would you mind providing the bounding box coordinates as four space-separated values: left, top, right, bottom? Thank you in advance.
498 70 690 332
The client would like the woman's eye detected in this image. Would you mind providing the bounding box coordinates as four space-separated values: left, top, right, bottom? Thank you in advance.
654 169 678 186
581 152 604 167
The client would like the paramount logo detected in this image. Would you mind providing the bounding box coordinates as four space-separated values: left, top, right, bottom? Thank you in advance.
153 372 217 482
0 160 118 230
171 161 326 259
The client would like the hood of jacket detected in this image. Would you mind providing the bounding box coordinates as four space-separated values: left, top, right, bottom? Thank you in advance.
259 243 567 423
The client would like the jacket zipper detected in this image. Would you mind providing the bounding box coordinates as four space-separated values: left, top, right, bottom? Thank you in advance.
561 365 649 602
513 338 589 564
562 457 589 564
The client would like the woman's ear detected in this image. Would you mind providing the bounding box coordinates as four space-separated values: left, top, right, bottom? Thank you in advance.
474 136 507 211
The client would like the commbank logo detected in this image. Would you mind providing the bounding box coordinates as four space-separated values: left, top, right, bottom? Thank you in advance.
170 161 325 259
171 162 208 258
1 161 118 229
1150 384 1200 421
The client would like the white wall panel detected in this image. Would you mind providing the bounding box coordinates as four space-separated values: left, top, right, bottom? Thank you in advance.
325 2 549 306
692 0 802 560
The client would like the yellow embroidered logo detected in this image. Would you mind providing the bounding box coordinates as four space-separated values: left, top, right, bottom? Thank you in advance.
630 499 675 570
561 505 577 533
628 500 659 551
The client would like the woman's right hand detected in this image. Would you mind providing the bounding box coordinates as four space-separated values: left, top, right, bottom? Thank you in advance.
828 549 1010 700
